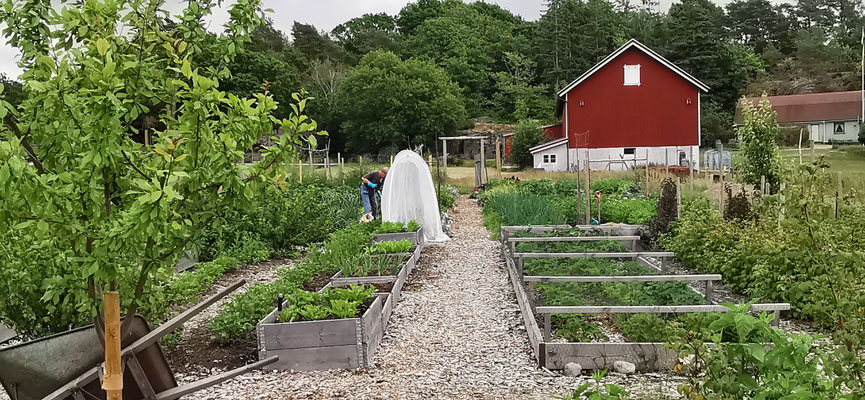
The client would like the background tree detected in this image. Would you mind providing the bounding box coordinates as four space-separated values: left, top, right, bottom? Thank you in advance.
331 13 400 64
736 95 783 187
0 0 321 336
533 0 625 89
507 119 545 168
0 74 24 107
491 52 555 122
400 2 524 115
336 51 465 153
292 22 346 63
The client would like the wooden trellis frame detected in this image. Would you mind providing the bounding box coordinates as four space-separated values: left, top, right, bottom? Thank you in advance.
500 225 791 372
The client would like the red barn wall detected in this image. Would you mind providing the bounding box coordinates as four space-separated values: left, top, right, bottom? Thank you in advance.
565 48 700 149
504 135 513 157
543 124 564 140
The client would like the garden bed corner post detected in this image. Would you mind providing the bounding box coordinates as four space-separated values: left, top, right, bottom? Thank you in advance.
103 291 123 400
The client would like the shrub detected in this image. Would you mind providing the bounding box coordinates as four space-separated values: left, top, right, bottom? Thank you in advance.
439 187 457 210
507 119 544 168
202 184 361 261
591 178 635 195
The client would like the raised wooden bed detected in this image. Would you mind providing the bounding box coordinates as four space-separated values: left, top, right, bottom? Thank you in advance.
373 226 424 245
256 241 425 372
257 294 386 371
329 243 423 329
500 225 792 372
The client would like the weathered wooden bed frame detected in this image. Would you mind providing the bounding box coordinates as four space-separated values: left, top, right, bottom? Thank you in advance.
500 225 791 372
257 239 424 371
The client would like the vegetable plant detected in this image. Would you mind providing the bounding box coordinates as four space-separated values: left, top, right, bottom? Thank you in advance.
369 240 414 254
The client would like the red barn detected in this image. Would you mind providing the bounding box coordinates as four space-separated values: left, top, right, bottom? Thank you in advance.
529 39 709 171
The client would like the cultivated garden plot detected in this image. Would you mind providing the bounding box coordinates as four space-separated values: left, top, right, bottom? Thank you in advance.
500 225 791 372
255 227 425 371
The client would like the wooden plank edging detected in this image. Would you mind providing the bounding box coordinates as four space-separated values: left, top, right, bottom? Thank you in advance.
507 236 641 242
536 303 791 314
523 274 722 283
514 252 674 259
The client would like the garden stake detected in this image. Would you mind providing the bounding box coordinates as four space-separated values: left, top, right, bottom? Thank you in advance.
676 177 681 219
836 172 842 218
645 149 650 196
103 292 122 400
780 182 786 227
585 160 591 224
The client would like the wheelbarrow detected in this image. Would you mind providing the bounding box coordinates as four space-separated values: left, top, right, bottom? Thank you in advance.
0 280 277 400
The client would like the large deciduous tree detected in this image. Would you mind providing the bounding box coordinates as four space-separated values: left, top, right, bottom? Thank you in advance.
0 0 322 337
336 51 465 153
331 13 400 63
400 0 527 115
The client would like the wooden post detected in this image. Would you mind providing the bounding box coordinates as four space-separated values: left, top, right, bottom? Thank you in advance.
442 139 448 175
428 154 433 171
308 146 314 175
689 154 694 192
798 128 804 164
495 137 502 179
480 138 486 184
760 175 766 195
719 166 725 214
543 313 551 341
143 129 149 146
836 172 842 218
585 160 591 224
103 292 122 400
325 153 331 181
705 280 714 304
338 153 344 185
298 160 302 183
676 177 681 219
810 137 815 163
665 148 669 178
390 155 394 165
645 149 650 196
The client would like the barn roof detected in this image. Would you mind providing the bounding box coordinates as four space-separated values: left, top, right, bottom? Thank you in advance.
734 91 862 124
556 39 710 98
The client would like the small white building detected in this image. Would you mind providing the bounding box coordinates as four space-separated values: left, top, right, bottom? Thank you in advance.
736 91 862 143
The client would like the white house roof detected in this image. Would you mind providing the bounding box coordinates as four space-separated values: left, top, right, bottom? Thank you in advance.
529 137 568 154
556 39 710 98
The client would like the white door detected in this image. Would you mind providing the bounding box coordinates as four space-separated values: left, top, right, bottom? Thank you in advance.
809 124 820 142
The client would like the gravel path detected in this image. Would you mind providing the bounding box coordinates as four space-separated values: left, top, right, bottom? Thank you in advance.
180 196 681 400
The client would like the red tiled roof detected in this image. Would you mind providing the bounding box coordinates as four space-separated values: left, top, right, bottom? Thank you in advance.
735 91 862 124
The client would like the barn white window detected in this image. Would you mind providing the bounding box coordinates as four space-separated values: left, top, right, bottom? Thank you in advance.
624 64 641 86
834 122 845 134
543 154 557 164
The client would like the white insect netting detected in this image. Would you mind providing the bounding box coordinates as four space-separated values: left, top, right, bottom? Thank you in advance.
381 150 450 242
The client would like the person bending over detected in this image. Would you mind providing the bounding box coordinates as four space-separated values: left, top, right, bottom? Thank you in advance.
360 167 388 219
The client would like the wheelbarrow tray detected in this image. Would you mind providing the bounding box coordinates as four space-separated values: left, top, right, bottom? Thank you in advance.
0 315 175 400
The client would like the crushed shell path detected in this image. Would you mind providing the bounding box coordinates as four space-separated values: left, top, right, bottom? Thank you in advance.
182 196 679 399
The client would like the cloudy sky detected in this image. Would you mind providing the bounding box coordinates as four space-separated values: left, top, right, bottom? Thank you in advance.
0 0 786 78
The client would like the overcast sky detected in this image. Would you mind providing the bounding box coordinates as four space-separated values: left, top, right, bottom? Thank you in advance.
0 0 789 79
